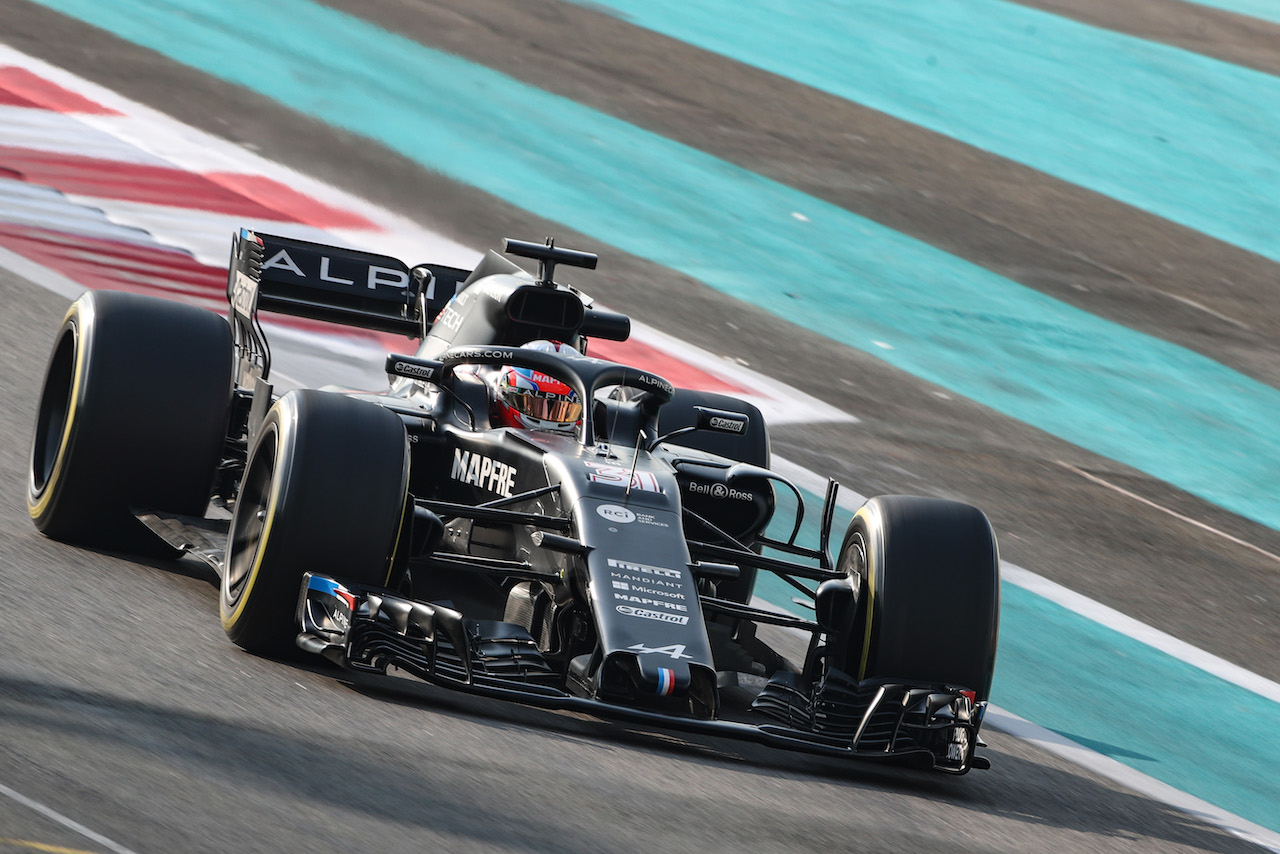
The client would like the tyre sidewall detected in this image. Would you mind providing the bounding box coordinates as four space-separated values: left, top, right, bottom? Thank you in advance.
221 390 410 655
844 495 1000 700
28 291 233 551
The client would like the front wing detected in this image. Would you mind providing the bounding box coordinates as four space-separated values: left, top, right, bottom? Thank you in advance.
298 574 990 773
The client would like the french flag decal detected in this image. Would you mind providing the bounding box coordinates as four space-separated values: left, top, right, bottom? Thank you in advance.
309 574 356 610
655 667 676 696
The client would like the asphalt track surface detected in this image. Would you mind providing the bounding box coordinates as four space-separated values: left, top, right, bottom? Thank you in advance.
1 1 1277 852
0 268 1262 854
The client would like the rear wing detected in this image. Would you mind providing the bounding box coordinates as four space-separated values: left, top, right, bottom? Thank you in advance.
226 228 470 382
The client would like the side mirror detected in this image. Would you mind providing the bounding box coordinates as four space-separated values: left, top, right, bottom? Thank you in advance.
386 354 444 383
580 307 631 342
694 406 749 435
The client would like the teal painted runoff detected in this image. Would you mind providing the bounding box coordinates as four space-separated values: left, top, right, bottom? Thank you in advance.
767 487 1280 835
994 582 1280 833
24 0 1280 827
578 0 1280 265
1183 0 1280 25
29 0 1280 537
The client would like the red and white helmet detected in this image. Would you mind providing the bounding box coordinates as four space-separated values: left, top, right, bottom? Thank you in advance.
490 340 582 433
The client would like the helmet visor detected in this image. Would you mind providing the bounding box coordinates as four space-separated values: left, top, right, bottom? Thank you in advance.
505 388 582 423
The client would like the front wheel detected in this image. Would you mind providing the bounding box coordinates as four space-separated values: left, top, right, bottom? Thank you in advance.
833 495 1000 700
221 390 410 656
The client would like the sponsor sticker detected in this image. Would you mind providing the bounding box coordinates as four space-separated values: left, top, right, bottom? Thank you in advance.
611 592 688 612
686 481 754 501
947 727 970 763
261 248 408 290
708 415 747 433
609 573 684 594
367 265 410 290
596 504 636 524
450 448 518 498
435 301 464 331
609 576 686 599
607 558 682 579
616 605 689 625
632 372 675 395
262 248 304 277
392 360 435 380
451 347 519 362
230 270 257 317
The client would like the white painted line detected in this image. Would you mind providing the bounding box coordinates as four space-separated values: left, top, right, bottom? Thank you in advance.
0 104 168 165
772 454 1280 706
755 582 1280 853
56 195 352 266
0 781 141 854
1001 562 1280 705
7 42 1280 712
624 318 856 426
1058 459 1280 566
5 42 1280 846
985 707 1280 853
1163 291 1251 332
0 44 479 271
0 41 852 427
773 458 1280 706
0 245 85 301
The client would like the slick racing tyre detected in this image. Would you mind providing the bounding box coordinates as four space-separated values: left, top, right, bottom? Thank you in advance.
221 390 410 656
28 290 233 554
835 495 1000 700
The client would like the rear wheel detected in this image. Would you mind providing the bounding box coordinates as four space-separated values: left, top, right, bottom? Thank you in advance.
221 390 410 656
834 495 999 700
27 290 233 554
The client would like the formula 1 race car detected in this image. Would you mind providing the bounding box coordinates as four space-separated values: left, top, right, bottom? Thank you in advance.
27 231 1000 773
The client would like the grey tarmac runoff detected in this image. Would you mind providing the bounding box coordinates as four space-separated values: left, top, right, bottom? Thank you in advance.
0 0 1278 851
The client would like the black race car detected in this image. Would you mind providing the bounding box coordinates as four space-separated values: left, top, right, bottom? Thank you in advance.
27 231 1000 773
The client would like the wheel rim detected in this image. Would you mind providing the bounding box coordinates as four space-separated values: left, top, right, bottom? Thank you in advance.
30 328 76 497
845 528 873 679
842 530 868 581
226 425 278 603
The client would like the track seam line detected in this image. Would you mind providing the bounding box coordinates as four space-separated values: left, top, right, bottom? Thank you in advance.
1056 459 1280 566
5 40 1278 845
0 782 140 854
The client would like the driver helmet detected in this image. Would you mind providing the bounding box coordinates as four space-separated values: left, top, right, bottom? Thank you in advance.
490 340 582 433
